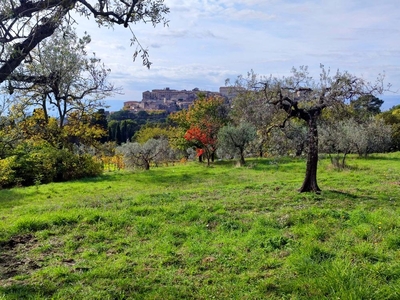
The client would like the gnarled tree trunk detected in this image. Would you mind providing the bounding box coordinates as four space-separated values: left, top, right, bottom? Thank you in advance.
299 115 321 193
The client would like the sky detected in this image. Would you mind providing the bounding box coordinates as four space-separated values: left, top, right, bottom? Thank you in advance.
76 0 400 112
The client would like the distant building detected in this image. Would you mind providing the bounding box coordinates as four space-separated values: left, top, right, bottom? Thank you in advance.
123 87 231 113
123 100 143 112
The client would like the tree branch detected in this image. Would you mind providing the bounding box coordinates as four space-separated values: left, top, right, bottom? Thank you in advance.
0 4 71 83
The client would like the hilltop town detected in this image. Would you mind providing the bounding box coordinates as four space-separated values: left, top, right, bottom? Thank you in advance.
122 87 237 113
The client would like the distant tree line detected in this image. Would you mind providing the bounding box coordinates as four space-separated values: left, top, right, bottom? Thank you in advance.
106 110 169 144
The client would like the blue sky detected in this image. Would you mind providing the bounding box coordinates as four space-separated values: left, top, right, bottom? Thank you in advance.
77 0 400 111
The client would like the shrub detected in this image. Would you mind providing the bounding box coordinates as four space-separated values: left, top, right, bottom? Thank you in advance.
55 150 103 181
13 141 58 185
0 156 17 188
2 141 103 188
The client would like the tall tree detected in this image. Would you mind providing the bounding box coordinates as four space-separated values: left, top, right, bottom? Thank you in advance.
351 94 384 116
0 0 169 84
229 73 282 157
12 27 115 126
10 27 115 147
91 109 109 143
234 65 386 192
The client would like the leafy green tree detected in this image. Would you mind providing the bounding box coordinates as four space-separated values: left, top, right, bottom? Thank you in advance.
351 94 384 116
378 105 400 151
115 123 122 145
91 109 109 143
108 119 138 144
121 120 128 143
217 123 257 166
0 0 169 84
135 126 171 144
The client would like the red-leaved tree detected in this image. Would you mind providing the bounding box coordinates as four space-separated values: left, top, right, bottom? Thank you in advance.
184 125 216 165
170 95 229 164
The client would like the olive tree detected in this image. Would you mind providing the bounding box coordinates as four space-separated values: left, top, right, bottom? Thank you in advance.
349 118 392 157
319 119 358 168
8 27 117 148
320 117 392 168
217 122 257 166
11 27 114 126
232 65 387 192
229 74 282 157
116 138 171 170
0 0 169 84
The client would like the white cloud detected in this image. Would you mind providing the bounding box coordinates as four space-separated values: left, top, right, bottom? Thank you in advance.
74 0 400 109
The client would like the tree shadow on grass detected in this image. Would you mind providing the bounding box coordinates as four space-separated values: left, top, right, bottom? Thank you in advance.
359 155 400 162
78 172 128 184
0 189 37 208
78 168 197 186
324 190 377 202
135 168 196 185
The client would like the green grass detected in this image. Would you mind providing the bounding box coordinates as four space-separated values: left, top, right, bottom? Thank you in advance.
1 154 400 299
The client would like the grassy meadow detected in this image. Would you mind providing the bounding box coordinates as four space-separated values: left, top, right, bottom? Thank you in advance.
1 153 400 299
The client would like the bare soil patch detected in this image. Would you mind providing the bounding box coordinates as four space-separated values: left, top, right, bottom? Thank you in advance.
0 234 41 285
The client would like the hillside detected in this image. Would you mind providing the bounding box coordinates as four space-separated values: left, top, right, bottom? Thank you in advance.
1 154 400 299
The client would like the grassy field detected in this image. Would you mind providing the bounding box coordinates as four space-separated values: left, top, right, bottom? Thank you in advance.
1 153 400 299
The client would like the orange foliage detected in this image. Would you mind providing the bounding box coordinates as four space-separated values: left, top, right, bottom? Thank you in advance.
99 155 124 171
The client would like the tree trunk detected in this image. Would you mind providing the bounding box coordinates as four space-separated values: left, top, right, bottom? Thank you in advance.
299 116 321 193
258 144 263 157
239 148 246 166
295 142 304 157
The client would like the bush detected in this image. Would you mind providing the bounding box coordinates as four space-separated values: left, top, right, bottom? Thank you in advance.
55 150 103 181
13 142 58 185
2 141 103 188
0 156 17 188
